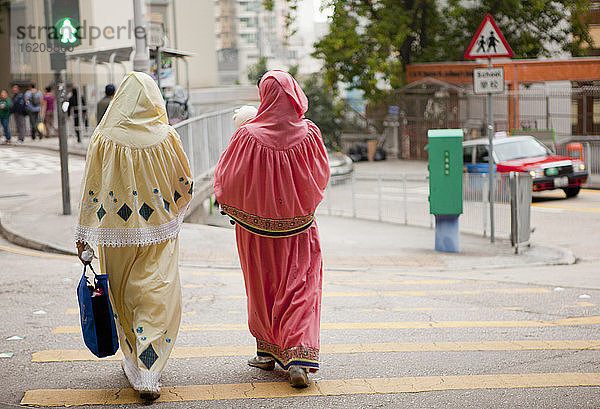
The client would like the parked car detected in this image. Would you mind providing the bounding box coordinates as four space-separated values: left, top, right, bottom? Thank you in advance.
463 136 588 197
328 150 354 182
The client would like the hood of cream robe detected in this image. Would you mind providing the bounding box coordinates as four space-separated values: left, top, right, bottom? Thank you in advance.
75 71 193 247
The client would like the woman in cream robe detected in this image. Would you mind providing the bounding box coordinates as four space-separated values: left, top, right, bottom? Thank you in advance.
75 71 193 400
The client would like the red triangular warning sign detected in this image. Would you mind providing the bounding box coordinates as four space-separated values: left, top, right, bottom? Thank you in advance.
464 14 513 60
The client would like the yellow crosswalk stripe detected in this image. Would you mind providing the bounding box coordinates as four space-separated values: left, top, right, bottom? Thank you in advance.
186 288 552 301
181 279 464 289
0 244 74 260
50 315 600 334
20 372 600 405
31 340 600 363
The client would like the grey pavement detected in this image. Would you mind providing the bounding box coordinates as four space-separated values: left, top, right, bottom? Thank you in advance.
2 146 600 408
0 144 578 274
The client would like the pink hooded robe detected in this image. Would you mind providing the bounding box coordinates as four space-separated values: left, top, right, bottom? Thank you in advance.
214 70 330 371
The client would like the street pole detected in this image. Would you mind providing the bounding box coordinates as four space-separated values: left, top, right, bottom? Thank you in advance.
133 0 149 72
487 58 495 243
56 70 71 215
156 46 162 93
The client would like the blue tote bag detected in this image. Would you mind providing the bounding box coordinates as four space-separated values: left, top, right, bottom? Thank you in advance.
77 264 119 358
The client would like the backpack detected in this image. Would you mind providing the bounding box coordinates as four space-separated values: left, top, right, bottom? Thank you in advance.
11 94 27 115
31 90 42 107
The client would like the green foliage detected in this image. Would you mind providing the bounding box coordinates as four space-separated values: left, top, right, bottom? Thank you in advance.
311 0 593 105
302 74 343 149
313 0 443 104
247 56 269 85
441 0 593 60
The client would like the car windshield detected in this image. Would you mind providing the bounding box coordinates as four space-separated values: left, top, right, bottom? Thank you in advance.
494 139 550 161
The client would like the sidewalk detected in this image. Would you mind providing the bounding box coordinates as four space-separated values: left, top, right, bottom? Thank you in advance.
3 135 90 157
0 145 574 272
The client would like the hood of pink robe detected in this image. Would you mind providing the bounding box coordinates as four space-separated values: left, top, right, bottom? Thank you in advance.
213 70 330 237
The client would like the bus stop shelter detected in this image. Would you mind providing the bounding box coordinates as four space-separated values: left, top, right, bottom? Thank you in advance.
66 46 193 129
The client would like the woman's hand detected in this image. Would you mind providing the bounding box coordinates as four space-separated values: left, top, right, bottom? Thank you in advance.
76 241 93 265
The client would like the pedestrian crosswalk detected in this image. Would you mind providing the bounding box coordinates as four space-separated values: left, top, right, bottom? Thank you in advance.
19 266 600 406
0 147 85 175
21 373 600 406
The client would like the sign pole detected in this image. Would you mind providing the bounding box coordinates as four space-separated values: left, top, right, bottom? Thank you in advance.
56 70 71 215
487 57 495 243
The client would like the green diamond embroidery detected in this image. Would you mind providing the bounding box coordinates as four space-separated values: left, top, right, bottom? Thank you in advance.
173 190 181 203
139 344 158 370
96 205 106 221
163 199 170 212
139 203 154 221
117 203 132 221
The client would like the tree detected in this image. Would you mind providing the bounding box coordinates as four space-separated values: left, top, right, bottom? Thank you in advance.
312 0 593 105
247 56 269 85
441 0 593 60
313 0 443 104
302 74 343 149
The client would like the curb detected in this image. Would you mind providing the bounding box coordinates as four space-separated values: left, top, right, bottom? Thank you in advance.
0 214 77 256
7 140 88 157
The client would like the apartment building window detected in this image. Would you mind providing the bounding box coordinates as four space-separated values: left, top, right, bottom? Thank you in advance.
241 33 257 43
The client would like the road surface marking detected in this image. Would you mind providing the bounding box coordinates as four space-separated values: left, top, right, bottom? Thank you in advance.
320 288 551 297
181 279 463 289
181 287 551 302
65 306 482 315
532 203 600 213
50 315 600 334
31 340 600 362
0 244 74 260
324 279 462 286
20 372 600 405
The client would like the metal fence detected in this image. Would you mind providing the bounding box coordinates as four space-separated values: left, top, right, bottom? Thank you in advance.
172 107 236 179
319 172 530 242
365 85 600 161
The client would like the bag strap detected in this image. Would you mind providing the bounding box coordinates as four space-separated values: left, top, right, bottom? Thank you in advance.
83 263 98 286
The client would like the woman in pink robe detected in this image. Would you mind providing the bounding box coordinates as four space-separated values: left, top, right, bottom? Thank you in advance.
214 70 330 388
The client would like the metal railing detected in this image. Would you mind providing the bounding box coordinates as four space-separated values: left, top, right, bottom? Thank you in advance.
319 172 530 242
173 107 236 180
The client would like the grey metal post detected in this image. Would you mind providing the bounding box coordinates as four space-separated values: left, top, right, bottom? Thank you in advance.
487 58 495 243
76 58 83 138
582 94 587 136
202 119 210 173
546 95 550 130
403 173 408 225
133 0 149 73
91 55 98 126
187 122 195 176
351 173 356 218
108 52 116 84
377 175 383 222
326 181 332 216
482 174 488 237
156 47 162 93
56 70 71 215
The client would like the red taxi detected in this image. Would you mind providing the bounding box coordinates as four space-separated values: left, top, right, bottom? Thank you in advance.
463 135 588 197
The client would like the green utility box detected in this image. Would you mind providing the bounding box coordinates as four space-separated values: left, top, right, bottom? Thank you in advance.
426 129 463 215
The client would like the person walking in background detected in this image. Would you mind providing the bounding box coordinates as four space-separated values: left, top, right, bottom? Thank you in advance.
10 85 26 143
68 87 86 143
96 84 115 124
25 83 43 140
0 89 12 144
75 72 193 400
214 70 330 388
42 86 57 137
165 86 189 125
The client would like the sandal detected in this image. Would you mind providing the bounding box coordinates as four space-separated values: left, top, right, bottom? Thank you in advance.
288 365 309 388
248 355 275 371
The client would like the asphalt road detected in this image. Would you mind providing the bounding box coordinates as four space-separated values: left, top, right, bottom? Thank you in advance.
1 148 599 407
1 235 599 408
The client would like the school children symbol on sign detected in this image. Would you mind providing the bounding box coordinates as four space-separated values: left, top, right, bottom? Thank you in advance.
464 14 513 59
